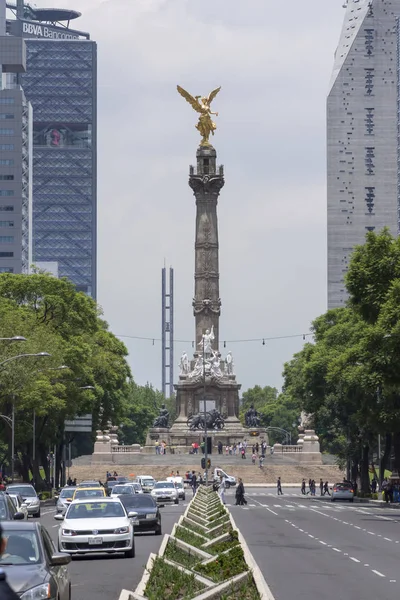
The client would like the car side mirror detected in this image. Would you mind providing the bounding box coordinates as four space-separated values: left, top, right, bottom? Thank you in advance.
127 511 138 518
50 553 71 566
13 512 25 520
54 514 64 521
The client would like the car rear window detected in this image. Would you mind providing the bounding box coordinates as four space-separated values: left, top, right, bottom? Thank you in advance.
120 495 156 508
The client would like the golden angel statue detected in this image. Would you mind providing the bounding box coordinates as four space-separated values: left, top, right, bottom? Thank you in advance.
177 85 221 146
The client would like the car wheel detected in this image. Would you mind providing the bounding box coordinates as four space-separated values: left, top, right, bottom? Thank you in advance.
124 539 135 558
68 583 71 600
174 498 179 505
331 498 335 502
225 482 230 489
34 509 41 518
155 526 162 536
350 498 354 503
182 495 186 501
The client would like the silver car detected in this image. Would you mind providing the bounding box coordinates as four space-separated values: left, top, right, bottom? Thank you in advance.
7 494 29 520
6 484 41 517
56 487 76 514
150 481 179 505
331 482 354 502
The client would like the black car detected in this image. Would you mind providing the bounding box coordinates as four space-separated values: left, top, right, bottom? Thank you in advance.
105 480 120 496
119 494 162 535
0 521 71 599
0 492 25 521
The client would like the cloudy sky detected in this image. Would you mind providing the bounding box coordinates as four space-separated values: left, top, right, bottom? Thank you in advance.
35 0 345 393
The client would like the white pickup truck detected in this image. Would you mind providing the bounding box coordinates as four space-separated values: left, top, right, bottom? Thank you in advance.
210 468 236 488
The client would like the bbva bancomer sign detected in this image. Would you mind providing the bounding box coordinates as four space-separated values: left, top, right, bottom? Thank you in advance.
22 21 81 39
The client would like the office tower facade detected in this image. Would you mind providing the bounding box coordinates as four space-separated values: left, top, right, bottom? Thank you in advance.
7 6 97 297
0 2 32 275
327 0 400 309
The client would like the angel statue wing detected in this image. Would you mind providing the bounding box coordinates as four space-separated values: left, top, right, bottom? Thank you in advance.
177 86 202 114
207 86 221 104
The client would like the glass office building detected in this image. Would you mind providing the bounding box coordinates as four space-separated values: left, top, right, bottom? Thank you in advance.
7 7 97 296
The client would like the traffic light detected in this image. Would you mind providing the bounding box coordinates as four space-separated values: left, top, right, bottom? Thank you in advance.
201 457 206 470
207 459 211 469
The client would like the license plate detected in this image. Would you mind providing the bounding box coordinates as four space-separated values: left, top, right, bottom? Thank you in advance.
88 537 103 545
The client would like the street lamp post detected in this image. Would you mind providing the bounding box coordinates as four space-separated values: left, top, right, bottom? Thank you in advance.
0 352 51 481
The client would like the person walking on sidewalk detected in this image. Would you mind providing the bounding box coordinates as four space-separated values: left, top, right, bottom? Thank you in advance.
301 479 306 495
277 476 283 495
320 478 324 496
323 481 331 496
235 478 246 505
191 471 197 495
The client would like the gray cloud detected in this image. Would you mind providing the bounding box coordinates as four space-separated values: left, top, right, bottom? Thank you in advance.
37 0 344 391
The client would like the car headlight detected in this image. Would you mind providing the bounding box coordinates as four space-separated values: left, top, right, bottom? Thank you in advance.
30 499 40 506
114 526 129 534
62 529 77 536
20 583 51 600
146 513 155 519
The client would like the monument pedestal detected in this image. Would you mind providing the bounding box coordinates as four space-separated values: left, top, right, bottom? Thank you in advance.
143 428 171 454
297 429 322 464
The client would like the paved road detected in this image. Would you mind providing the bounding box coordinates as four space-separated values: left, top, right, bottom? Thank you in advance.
224 486 400 600
40 500 187 600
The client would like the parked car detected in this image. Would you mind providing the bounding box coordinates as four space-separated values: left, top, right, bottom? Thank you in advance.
0 492 26 521
56 487 77 514
150 481 179 505
0 520 71 599
7 494 29 520
55 498 136 558
6 484 41 518
119 493 162 535
331 482 354 502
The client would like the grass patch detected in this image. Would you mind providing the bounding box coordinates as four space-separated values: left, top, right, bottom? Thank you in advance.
207 514 230 529
145 557 205 600
207 530 240 555
220 573 260 599
182 518 208 536
175 526 206 549
164 540 200 569
195 545 248 583
208 521 232 539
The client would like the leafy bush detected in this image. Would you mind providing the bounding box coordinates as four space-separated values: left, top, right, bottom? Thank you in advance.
145 557 205 600
195 545 248 583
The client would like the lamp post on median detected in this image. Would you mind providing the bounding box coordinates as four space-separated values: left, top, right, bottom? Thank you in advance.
0 352 52 481
202 336 209 486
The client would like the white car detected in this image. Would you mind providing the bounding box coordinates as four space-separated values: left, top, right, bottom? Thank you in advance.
6 484 41 517
151 481 179 505
110 484 141 497
7 494 29 519
135 476 156 493
55 497 137 558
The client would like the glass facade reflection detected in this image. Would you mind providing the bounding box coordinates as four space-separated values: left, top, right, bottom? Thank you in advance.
21 40 97 297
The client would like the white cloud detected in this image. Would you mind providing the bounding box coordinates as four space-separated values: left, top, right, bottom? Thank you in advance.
37 0 343 391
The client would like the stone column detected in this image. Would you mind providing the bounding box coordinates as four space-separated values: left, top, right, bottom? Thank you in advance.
189 145 224 351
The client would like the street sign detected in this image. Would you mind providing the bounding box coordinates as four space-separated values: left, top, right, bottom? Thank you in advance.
64 414 92 433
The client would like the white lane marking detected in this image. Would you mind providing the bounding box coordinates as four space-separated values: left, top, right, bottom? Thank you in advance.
308 534 314 538
372 570 385 577
367 532 375 535
384 537 392 541
354 526 361 529
52 525 59 528
299 529 304 532
364 564 370 567
319 541 327 545
285 505 294 508
265 507 278 516
390 580 397 583
350 557 360 563
332 548 341 552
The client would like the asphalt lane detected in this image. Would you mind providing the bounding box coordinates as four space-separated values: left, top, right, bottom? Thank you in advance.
40 499 187 600
224 487 400 600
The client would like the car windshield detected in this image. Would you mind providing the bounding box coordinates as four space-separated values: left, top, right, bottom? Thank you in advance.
67 502 125 519
120 495 156 508
78 482 100 487
74 489 104 499
0 530 41 565
141 479 155 484
60 488 76 498
155 482 174 489
112 485 133 494
8 486 36 497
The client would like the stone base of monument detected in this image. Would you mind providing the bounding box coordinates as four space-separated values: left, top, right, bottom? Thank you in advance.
142 428 171 454
297 430 323 464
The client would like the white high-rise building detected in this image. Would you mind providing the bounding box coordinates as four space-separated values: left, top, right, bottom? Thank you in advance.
327 0 400 309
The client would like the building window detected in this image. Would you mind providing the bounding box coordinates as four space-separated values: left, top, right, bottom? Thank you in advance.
0 145 14 151
0 221 14 227
0 191 14 197
0 99 14 105
0 176 14 181
0 114 14 120
0 160 14 166
365 147 375 175
365 108 374 135
365 187 375 213
364 29 374 56
0 130 14 135
0 236 14 243
0 252 13 257
0 206 13 212
364 69 374 95
0 267 14 273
